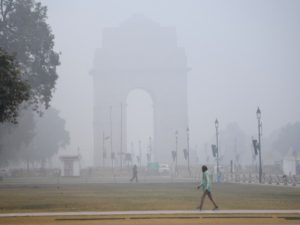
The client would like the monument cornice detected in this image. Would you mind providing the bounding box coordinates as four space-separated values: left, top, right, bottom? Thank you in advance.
90 67 191 76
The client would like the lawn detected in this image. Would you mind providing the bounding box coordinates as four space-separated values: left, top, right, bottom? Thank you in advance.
0 182 299 213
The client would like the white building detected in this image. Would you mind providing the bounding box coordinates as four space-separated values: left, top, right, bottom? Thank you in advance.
60 155 81 177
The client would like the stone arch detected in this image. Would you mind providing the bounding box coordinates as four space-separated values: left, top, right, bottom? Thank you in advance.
91 15 189 166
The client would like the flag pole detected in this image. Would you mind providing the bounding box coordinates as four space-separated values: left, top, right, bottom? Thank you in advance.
110 106 114 173
120 102 123 169
102 132 105 168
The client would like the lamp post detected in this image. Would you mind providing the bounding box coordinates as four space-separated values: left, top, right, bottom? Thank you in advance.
102 132 107 167
148 136 152 163
175 130 178 175
138 140 142 168
109 106 114 171
120 103 123 169
186 127 191 176
215 119 219 182
256 107 262 183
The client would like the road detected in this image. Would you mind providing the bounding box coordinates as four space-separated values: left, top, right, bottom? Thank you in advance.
1 210 300 225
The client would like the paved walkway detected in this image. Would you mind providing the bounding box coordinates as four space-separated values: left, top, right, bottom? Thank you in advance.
1 210 300 218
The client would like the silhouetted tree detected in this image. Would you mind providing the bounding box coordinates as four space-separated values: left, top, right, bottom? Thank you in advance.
272 122 300 157
0 108 69 167
0 0 61 166
0 0 60 112
218 122 248 165
20 108 70 165
0 110 35 166
0 49 29 123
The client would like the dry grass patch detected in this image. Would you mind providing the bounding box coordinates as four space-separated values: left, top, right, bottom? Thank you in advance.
0 182 299 212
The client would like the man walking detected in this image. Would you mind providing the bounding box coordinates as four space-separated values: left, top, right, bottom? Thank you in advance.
130 164 138 182
197 165 218 210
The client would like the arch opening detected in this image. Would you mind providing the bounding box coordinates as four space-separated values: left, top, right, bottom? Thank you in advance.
126 89 154 166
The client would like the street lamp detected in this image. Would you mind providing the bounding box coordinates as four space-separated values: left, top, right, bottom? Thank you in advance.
102 132 109 167
175 130 178 175
215 119 220 182
138 140 142 168
147 136 152 163
186 127 191 176
256 107 263 183
109 106 114 171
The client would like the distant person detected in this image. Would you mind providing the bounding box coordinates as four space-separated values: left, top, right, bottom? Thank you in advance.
130 164 138 182
197 165 218 210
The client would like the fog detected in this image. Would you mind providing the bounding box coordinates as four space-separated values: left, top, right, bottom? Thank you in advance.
40 0 300 167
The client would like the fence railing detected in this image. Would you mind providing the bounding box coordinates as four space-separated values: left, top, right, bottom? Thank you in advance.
221 173 300 186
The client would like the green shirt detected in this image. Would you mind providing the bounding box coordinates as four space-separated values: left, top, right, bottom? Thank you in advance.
200 171 211 192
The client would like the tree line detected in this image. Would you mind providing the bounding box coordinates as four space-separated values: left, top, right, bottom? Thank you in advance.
0 0 69 167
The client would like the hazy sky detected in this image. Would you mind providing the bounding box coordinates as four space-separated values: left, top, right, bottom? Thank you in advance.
41 0 300 166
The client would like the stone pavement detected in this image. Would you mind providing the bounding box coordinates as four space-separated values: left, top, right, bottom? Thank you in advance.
0 209 300 218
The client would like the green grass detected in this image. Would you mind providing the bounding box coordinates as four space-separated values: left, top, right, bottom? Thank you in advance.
0 182 299 213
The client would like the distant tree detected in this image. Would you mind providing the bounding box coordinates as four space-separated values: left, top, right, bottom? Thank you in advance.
20 108 70 165
0 110 35 166
0 0 60 112
218 122 248 165
0 0 62 167
272 122 300 157
0 49 30 123
0 108 69 167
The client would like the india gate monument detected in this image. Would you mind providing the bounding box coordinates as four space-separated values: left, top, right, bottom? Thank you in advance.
91 15 189 167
